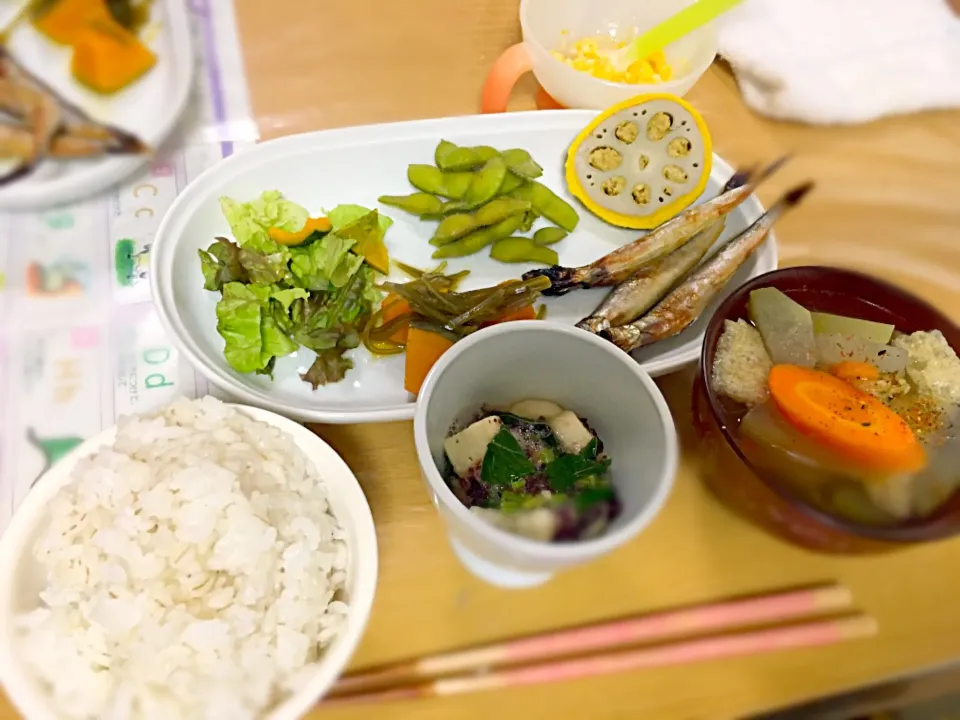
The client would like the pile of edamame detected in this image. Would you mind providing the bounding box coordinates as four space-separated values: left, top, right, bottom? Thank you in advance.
379 140 579 265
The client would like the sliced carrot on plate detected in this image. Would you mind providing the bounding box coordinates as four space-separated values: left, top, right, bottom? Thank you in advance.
768 364 926 475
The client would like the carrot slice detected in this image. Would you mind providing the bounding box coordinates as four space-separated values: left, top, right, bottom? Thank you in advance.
482 303 537 327
831 361 879 382
768 364 926 474
379 294 411 344
404 325 456 396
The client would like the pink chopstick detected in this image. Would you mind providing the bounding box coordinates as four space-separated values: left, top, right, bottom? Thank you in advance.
324 614 876 706
331 584 853 697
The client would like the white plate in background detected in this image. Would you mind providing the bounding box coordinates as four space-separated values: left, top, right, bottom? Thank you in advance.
0 0 193 210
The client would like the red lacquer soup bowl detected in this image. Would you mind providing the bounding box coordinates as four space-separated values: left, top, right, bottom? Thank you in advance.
692 266 960 553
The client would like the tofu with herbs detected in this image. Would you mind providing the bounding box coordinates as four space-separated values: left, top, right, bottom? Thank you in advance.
508 398 563 420
440 401 620 543
547 411 595 454
443 416 502 478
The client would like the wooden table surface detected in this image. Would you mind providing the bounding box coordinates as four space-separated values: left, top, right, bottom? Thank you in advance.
6 1 960 719
232 2 960 718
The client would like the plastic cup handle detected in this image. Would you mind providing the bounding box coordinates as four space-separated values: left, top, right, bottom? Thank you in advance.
481 43 533 114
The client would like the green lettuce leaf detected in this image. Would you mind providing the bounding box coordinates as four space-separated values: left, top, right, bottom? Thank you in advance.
215 282 301 374
326 204 393 234
270 287 309 310
288 268 374 354
219 190 310 254
288 233 364 290
215 283 271 373
261 313 298 359
268 287 309 336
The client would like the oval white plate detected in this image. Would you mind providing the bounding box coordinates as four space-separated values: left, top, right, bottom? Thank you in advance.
0 0 193 210
0 403 378 720
151 110 777 424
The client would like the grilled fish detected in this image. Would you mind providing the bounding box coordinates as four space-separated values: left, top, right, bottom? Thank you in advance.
575 173 747 334
523 157 788 296
600 182 814 352
0 47 147 184
576 219 725 334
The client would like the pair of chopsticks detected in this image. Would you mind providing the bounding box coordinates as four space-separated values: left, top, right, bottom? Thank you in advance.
324 584 875 706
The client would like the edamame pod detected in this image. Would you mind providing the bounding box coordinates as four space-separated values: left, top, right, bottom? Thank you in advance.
407 165 474 199
533 227 568 246
490 236 559 265
501 148 543 179
430 214 478 246
378 192 445 216
498 173 526 195
510 181 580 232
471 145 499 162
461 156 508 209
430 197 530 246
518 210 537 233
431 213 525 259
429 197 531 246
435 140 484 171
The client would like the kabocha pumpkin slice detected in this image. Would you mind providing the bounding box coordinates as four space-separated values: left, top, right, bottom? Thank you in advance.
404 322 457 396
565 93 712 230
71 18 157 95
33 0 112 45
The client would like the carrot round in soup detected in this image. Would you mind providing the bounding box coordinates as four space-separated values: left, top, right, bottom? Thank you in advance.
768 364 926 475
831 361 880 382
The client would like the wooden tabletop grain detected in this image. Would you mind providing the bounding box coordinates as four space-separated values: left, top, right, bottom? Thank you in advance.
6 1 960 718
240 2 960 718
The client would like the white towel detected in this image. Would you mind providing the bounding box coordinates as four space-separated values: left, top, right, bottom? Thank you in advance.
717 0 960 124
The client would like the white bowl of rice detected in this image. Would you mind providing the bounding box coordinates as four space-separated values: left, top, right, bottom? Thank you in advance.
0 397 378 720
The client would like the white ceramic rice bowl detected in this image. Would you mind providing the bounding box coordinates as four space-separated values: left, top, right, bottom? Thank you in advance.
0 403 378 720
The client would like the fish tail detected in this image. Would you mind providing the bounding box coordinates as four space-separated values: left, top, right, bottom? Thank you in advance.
756 155 791 184
713 181 814 262
760 181 815 223
704 156 795 221
781 181 814 207
719 155 788 195
721 167 753 193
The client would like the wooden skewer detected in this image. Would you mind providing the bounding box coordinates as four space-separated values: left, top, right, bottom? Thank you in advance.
331 584 854 697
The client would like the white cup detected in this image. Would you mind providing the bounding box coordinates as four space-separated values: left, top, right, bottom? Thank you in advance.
413 321 678 588
481 0 718 112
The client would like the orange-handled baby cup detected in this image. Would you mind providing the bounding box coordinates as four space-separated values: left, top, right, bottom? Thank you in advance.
481 0 718 113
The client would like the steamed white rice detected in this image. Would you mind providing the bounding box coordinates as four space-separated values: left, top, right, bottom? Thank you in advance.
16 397 349 720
